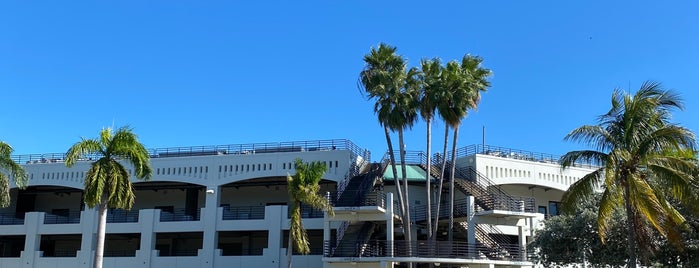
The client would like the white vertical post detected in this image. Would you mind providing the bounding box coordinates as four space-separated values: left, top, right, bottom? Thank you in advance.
201 186 220 267
386 192 394 263
466 196 476 258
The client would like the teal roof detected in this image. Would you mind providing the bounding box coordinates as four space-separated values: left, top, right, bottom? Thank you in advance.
383 164 437 182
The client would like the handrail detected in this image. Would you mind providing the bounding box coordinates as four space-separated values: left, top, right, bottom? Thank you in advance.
323 239 525 261
14 139 370 165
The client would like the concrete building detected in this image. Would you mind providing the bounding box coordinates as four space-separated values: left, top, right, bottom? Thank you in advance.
0 139 595 268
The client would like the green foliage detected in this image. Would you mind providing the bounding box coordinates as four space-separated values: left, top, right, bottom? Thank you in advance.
287 158 333 255
0 141 27 207
65 126 152 209
560 81 699 267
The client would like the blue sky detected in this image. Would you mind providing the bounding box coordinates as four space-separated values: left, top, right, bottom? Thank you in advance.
2 1 698 159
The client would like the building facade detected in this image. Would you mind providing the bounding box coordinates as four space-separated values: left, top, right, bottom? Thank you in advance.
0 139 595 268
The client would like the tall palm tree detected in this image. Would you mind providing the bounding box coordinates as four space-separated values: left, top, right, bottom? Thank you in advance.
359 43 417 244
65 127 152 268
0 141 28 207
560 82 697 268
286 158 334 268
419 58 443 239
437 55 491 241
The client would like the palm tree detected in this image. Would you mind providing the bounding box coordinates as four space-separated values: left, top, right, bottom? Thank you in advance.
437 55 491 241
0 141 28 207
419 58 443 239
560 82 697 268
65 127 152 268
286 158 334 268
359 43 417 244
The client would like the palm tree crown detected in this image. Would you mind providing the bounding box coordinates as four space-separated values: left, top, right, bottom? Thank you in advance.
287 158 333 267
66 126 152 209
560 81 697 267
0 141 27 207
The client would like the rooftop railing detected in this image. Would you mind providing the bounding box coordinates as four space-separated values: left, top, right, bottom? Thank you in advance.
455 144 600 169
13 139 369 165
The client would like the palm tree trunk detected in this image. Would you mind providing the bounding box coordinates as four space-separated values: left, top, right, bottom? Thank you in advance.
624 183 638 268
93 198 108 268
398 129 412 245
385 126 406 221
425 117 432 239
432 125 450 239
448 125 459 242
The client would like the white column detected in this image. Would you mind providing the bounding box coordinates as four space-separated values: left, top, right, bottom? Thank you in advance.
77 208 97 267
518 225 527 261
385 193 394 267
200 186 220 268
21 212 41 268
266 205 283 268
137 209 157 268
466 196 476 258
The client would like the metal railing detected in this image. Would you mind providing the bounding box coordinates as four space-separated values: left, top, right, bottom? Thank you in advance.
158 249 199 257
0 213 24 225
220 248 265 256
452 166 535 213
159 208 201 222
42 250 78 257
456 144 600 169
323 240 525 261
222 206 265 220
13 139 370 165
44 211 81 224
107 210 139 223
328 191 386 208
104 250 137 257
287 204 325 219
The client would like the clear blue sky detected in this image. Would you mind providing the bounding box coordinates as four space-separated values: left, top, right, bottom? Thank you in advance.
2 1 698 160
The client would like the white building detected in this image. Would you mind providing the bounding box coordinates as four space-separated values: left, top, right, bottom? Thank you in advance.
0 139 595 268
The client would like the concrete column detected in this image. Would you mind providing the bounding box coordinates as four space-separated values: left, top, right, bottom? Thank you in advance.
518 225 527 261
21 212 42 268
466 196 476 259
266 205 283 268
78 208 97 268
385 193 394 259
200 186 220 268
137 209 157 268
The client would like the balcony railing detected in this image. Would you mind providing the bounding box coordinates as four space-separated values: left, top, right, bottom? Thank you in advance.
328 191 386 208
287 204 325 219
324 240 525 261
222 206 265 220
159 208 201 222
158 249 199 257
104 250 137 257
44 211 81 224
42 250 78 257
0 214 24 225
220 248 265 256
14 139 369 164
107 210 139 223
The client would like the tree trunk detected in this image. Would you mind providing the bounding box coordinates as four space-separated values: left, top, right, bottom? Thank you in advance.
448 125 459 242
432 125 450 239
385 126 405 221
624 182 638 268
93 199 108 268
398 129 412 245
425 117 432 239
